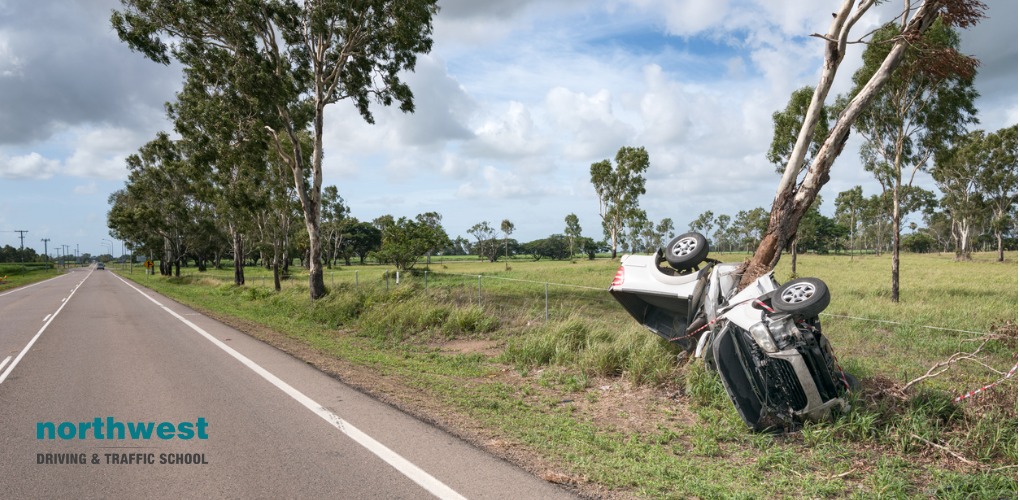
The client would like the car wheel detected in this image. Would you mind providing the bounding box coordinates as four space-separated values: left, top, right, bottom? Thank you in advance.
772 277 830 317
664 232 709 270
834 371 859 392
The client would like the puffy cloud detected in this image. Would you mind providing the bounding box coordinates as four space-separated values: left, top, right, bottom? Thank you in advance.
545 87 634 160
0 151 59 179
465 101 549 159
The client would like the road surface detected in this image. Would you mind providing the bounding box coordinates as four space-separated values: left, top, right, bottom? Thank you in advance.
0 267 577 499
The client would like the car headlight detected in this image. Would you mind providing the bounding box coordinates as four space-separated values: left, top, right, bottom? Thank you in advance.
748 322 779 352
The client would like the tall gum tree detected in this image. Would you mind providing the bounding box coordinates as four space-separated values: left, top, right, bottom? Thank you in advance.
852 18 978 301
741 0 986 289
590 146 649 259
112 0 439 299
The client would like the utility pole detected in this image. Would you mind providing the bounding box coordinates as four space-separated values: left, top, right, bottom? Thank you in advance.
13 230 27 249
41 238 50 262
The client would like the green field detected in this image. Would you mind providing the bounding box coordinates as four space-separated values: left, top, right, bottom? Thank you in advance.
0 263 62 292
116 252 1018 498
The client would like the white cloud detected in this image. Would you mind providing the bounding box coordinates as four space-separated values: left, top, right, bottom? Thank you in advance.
466 101 549 159
62 127 136 180
546 87 634 160
0 151 58 179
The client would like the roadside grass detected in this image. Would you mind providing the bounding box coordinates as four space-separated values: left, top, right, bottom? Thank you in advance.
118 251 1017 498
0 263 62 292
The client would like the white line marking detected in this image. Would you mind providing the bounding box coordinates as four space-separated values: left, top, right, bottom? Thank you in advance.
0 273 69 298
0 356 11 372
112 274 464 500
43 314 51 322
0 270 94 385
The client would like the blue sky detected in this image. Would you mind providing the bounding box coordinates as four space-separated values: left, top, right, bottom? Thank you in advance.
0 0 1016 258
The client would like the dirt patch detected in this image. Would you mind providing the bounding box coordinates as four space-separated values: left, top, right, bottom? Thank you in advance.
438 338 503 357
570 378 696 436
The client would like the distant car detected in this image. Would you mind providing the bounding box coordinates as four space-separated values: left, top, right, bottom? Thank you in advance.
609 232 855 431
97 262 105 270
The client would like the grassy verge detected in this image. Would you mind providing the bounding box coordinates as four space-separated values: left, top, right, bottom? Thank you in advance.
0 263 62 292
117 252 1017 498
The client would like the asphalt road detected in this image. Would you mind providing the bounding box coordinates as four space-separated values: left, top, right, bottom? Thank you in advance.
0 267 577 499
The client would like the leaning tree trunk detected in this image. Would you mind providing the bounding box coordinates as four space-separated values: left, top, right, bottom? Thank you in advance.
740 0 942 289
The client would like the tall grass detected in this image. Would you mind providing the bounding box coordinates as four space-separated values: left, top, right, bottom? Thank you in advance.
120 251 1018 498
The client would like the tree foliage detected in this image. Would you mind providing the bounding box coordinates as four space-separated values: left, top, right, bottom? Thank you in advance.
112 0 439 299
590 146 649 259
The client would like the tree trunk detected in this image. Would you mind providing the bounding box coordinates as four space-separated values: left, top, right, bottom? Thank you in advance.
231 226 245 286
891 192 901 302
273 245 282 292
997 231 1004 262
740 0 941 289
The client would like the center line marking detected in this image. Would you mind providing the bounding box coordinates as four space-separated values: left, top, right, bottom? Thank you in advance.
43 314 52 322
0 270 93 385
112 273 465 500
0 356 11 372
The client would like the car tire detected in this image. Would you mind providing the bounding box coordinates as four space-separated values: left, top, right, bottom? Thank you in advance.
664 232 709 271
773 277 830 317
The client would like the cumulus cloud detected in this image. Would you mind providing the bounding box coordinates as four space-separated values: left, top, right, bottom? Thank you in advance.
546 87 634 160
465 101 549 160
0 0 178 146
0 151 59 179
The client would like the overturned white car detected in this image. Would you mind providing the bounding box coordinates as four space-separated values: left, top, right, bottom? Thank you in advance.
609 232 855 431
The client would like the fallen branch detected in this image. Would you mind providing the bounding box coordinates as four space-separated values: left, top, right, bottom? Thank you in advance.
901 336 994 392
911 433 977 467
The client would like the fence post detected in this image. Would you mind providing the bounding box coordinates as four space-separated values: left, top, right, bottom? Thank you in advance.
355 270 359 290
396 271 400 285
545 282 549 321
477 275 482 307
424 271 428 293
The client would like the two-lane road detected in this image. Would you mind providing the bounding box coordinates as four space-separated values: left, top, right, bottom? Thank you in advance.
0 268 576 499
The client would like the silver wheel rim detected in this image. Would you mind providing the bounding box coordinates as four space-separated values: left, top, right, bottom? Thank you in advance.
671 237 699 258
781 282 816 304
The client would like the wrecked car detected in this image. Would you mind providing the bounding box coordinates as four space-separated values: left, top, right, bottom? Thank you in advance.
609 232 855 431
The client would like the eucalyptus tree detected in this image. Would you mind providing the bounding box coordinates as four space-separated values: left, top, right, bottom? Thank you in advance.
500 219 515 269
933 130 987 260
112 0 440 299
467 222 497 262
834 186 866 257
564 213 582 259
167 57 280 285
416 212 449 269
713 215 731 252
376 215 449 271
110 134 206 277
852 18 978 300
590 146 649 259
743 0 985 289
321 185 351 269
689 211 714 240
978 125 1018 261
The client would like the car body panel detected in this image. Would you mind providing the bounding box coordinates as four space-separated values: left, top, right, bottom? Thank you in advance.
608 244 850 431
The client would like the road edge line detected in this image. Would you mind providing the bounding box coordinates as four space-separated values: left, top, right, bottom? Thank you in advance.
111 273 466 500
